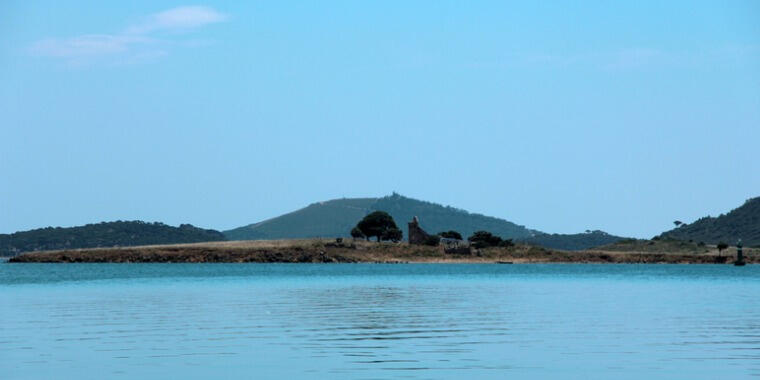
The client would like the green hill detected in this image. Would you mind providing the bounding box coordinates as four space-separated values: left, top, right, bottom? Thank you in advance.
225 193 535 241
523 230 625 251
659 197 760 247
224 193 626 250
0 221 226 256
224 198 377 241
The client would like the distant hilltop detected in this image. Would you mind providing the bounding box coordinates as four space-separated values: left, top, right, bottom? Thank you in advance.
659 197 760 247
224 193 537 241
0 221 226 256
224 193 627 250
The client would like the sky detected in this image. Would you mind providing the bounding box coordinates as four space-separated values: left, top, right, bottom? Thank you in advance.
1 1 759 238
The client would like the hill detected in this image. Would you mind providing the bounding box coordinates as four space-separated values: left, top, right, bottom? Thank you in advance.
0 221 226 256
225 193 535 242
369 194 536 240
224 198 377 241
659 197 760 247
593 238 712 255
522 230 625 251
224 193 626 250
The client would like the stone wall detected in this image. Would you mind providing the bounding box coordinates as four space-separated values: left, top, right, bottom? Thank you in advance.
441 238 471 254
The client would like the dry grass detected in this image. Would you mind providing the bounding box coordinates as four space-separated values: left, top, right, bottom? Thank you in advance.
593 238 759 256
9 238 757 264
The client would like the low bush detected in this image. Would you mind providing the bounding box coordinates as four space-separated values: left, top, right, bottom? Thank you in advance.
424 235 441 246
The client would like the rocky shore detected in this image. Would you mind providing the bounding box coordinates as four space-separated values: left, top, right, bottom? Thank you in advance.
6 239 754 264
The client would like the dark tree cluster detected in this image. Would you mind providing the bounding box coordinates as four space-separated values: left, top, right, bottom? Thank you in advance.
522 230 624 251
350 227 365 239
467 230 514 249
438 230 463 240
352 211 403 242
424 235 441 246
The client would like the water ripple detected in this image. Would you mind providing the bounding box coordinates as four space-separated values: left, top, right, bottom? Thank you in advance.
2 264 759 379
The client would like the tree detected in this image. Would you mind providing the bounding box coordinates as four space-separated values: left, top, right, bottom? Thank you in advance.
382 228 403 243
498 238 515 248
673 220 683 227
355 211 402 242
467 231 503 249
717 242 729 256
438 230 463 240
350 227 365 240
424 235 441 246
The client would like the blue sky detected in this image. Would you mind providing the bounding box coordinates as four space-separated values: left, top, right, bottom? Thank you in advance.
1 1 759 238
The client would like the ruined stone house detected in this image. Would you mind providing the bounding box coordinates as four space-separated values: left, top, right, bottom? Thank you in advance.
407 216 430 245
408 216 471 254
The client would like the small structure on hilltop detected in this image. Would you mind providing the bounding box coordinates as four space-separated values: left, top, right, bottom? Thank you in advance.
408 216 431 245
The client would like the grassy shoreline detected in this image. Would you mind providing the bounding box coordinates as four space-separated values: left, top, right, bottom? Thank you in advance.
7 239 755 264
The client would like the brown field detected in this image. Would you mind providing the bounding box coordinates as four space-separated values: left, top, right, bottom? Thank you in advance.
8 238 756 264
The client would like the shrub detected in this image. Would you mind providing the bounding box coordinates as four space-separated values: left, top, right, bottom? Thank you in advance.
438 231 463 240
382 228 403 243
350 227 365 239
467 231 503 249
717 242 729 255
424 235 441 246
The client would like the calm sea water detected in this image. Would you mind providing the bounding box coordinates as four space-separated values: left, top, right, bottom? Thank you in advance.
2 263 759 379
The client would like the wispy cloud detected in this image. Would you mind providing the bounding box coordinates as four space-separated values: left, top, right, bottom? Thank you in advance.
124 6 228 35
29 6 227 65
30 35 154 58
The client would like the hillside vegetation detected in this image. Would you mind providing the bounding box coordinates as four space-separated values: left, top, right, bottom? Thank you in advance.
0 221 226 256
594 238 712 255
225 193 535 242
225 193 625 251
521 230 625 251
659 197 760 247
370 194 535 240
224 198 376 241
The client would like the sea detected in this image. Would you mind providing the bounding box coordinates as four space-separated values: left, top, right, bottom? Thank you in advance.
2 263 758 379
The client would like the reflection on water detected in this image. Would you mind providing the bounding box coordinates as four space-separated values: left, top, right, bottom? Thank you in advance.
1 264 759 379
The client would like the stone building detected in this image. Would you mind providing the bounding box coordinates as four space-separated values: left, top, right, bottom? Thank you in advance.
440 238 471 254
408 216 471 253
408 216 431 245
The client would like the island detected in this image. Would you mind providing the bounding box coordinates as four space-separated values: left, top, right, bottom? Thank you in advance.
8 238 754 264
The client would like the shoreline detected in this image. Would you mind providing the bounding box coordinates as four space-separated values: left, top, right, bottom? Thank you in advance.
6 239 753 264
